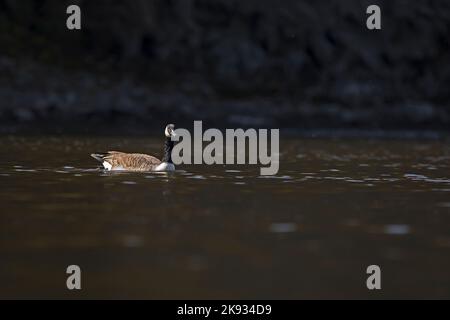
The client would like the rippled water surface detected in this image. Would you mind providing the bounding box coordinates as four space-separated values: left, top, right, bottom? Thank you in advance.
1 135 450 298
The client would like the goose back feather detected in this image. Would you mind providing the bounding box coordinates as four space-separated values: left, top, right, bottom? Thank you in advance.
91 151 162 171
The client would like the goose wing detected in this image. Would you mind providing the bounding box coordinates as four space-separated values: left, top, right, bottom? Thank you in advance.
92 151 161 171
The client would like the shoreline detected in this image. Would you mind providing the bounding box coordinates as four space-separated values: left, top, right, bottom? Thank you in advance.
1 55 449 136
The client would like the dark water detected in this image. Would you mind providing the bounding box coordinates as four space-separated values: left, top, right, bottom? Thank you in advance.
1 135 450 299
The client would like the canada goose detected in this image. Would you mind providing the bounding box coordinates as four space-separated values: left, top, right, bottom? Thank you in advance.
91 124 176 172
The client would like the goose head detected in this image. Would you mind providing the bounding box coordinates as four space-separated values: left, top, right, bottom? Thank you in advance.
165 124 176 138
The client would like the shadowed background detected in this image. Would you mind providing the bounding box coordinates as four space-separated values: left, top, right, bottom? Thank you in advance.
0 0 449 133
1 1 450 300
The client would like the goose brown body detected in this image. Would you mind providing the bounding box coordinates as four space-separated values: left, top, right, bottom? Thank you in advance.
92 151 162 171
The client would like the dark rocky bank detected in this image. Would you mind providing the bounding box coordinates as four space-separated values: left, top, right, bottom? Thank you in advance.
0 0 449 134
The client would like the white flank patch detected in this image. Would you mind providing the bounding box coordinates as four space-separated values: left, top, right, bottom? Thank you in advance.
154 162 175 172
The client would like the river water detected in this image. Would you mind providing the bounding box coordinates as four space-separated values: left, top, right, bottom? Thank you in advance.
1 134 449 298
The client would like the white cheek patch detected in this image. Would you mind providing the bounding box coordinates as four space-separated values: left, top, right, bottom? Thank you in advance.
102 161 112 171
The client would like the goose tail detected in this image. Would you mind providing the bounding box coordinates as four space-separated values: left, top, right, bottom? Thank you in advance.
91 153 107 163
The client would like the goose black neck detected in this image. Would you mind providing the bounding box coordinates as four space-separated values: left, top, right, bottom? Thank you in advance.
162 137 174 163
